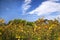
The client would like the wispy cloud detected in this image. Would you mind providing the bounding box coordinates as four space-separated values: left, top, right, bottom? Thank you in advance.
28 1 60 16
48 0 60 2
22 0 31 14
44 15 60 20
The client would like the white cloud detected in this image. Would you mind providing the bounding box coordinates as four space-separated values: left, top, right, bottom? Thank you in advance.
28 1 60 16
22 0 31 14
48 0 60 2
45 15 60 20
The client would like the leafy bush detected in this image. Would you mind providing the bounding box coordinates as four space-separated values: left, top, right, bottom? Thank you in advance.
0 18 60 40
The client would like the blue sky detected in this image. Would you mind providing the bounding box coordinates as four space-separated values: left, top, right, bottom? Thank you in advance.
0 0 60 22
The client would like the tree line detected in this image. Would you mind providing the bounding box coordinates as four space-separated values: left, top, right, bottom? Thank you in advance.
0 18 60 40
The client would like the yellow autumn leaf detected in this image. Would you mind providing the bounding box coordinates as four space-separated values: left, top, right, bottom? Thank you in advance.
49 24 55 30
49 26 52 30
34 28 36 31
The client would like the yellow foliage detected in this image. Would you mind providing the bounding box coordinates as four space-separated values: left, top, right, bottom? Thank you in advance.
34 28 36 31
0 19 5 23
0 27 2 30
16 35 20 38
45 26 48 29
49 26 52 30
27 31 29 32
21 29 23 32
58 37 60 40
23 31 26 34
38 38 41 40
49 24 55 30
37 27 41 30
0 19 60 40
0 32 2 35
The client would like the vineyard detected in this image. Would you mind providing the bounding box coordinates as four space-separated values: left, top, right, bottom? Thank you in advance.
0 18 60 40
